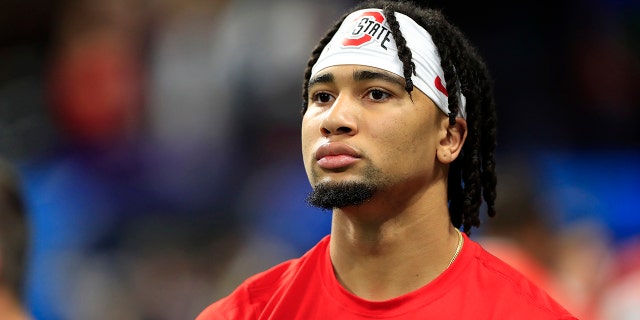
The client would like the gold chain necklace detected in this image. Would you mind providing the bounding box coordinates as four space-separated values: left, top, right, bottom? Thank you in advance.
446 229 464 268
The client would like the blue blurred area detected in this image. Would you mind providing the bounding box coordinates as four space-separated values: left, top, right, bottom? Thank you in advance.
237 158 332 254
537 150 640 243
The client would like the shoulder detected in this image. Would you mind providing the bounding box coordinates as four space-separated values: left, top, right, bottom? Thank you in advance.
196 236 330 320
467 239 577 319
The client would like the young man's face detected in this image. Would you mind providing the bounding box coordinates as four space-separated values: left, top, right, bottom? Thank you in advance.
302 65 449 208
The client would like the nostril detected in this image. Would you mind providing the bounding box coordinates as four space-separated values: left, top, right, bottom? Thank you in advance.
336 127 352 134
322 126 352 136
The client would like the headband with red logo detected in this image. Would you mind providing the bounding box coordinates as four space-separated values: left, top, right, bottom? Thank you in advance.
310 9 466 119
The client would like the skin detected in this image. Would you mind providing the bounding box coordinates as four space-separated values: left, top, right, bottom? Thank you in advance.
0 287 30 320
302 65 467 301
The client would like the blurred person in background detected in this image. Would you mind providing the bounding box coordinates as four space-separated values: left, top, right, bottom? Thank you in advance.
553 222 614 320
197 1 575 318
597 237 640 319
0 158 32 320
478 158 593 319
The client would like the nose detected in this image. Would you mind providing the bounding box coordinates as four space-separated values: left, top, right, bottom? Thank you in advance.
321 94 358 137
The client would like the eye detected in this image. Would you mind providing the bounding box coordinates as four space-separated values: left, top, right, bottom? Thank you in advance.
311 92 335 105
366 89 391 101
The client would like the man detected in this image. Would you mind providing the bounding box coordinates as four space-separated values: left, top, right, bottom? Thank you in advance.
0 159 32 320
198 1 576 318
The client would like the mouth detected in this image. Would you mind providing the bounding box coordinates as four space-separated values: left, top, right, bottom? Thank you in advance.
315 142 361 169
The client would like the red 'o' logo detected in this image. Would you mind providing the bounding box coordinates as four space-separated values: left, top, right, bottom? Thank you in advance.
342 11 386 47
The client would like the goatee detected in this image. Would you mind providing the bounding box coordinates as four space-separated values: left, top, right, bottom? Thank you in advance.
306 181 376 210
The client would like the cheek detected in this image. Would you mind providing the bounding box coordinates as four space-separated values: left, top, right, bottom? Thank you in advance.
301 117 317 169
375 117 436 171
374 117 430 152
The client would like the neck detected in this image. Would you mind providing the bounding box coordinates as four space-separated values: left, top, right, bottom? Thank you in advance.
329 186 461 301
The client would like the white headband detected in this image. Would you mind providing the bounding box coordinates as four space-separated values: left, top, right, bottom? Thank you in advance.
311 8 466 119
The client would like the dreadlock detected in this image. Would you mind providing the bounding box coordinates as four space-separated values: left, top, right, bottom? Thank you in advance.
301 0 497 235
0 158 29 300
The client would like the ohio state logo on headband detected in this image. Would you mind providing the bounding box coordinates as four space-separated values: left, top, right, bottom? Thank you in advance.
342 11 393 50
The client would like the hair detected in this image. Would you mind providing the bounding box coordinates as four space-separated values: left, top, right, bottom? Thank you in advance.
301 0 497 234
0 158 29 300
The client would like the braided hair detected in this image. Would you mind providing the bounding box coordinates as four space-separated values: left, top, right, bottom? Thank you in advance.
301 0 497 235
0 159 28 300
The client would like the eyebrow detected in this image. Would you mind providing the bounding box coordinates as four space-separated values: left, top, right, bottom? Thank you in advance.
308 69 405 90
308 73 334 88
353 70 405 88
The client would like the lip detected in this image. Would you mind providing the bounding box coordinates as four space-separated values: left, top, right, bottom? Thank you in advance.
315 142 361 169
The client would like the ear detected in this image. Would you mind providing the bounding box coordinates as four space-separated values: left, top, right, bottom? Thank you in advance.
436 118 467 164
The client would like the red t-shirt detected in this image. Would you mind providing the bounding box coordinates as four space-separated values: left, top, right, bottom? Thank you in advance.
197 234 576 319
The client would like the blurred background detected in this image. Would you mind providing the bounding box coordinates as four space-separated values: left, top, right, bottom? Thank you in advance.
0 0 638 319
